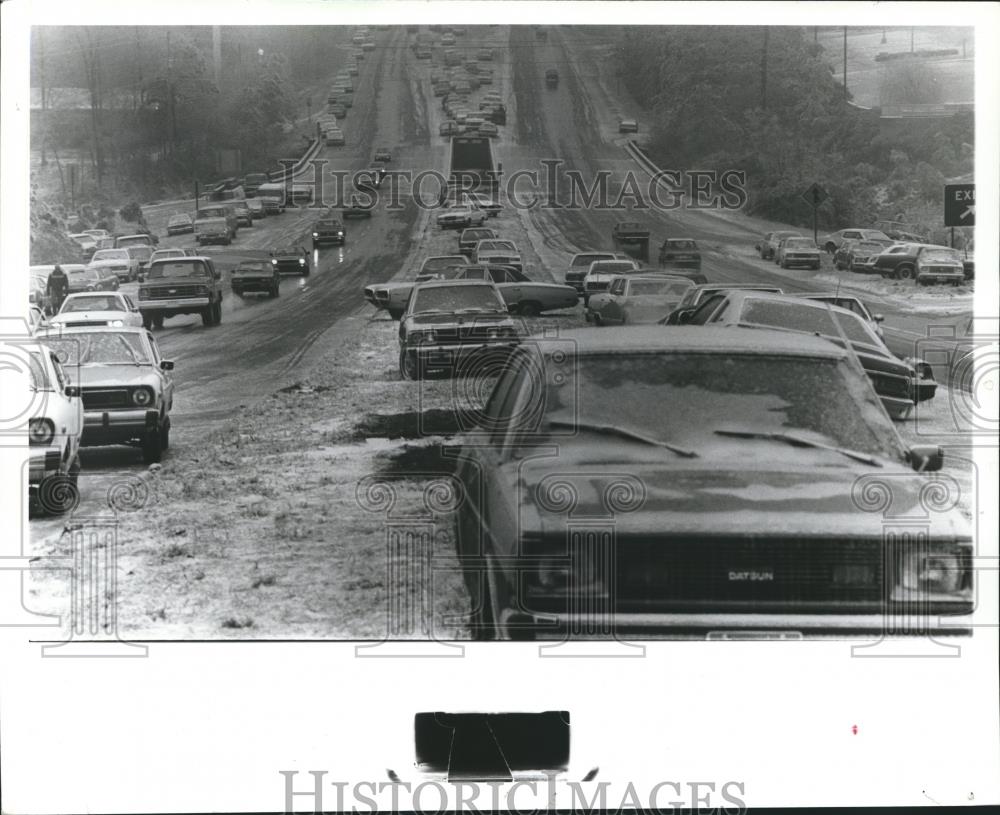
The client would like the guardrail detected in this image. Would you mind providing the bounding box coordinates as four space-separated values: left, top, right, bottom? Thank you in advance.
266 137 323 184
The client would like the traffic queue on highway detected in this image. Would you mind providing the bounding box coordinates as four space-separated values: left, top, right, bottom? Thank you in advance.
24 24 973 641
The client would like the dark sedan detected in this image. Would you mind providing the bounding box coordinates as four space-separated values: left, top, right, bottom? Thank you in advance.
270 246 310 277
685 290 936 418
452 327 969 640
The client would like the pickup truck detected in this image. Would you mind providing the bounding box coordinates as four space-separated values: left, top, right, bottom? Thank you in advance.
612 221 651 262
138 256 224 328
194 205 237 245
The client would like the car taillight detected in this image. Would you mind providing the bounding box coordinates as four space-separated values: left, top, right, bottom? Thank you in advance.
29 418 55 446
892 545 971 601
131 387 154 407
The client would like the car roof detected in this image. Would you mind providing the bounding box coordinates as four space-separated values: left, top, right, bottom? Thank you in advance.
722 290 863 318
415 279 497 289
527 326 848 358
38 324 149 337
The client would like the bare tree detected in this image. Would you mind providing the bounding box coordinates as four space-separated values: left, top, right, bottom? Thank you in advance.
76 27 105 188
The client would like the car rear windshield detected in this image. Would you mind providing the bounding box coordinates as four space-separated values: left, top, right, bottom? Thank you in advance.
479 241 515 251
514 353 900 460
43 332 151 366
412 285 504 313
784 238 817 249
853 242 885 253
197 208 228 218
92 250 129 261
920 249 961 263
665 240 697 250
740 300 878 346
168 215 191 223
236 263 270 272
62 296 124 312
572 254 614 267
147 260 211 279
629 279 693 297
423 257 467 273
591 262 636 273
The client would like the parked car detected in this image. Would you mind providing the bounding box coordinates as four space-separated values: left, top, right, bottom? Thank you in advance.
65 266 106 294
246 198 267 219
587 274 694 325
582 259 640 303
27 342 82 514
618 117 638 133
51 292 144 328
658 238 702 272
312 213 346 248
436 203 488 229
820 228 893 254
398 280 520 380
430 264 579 316
89 265 123 291
324 127 346 145
873 220 928 244
138 255 224 328
88 248 136 283
563 252 621 293
458 227 497 256
451 326 967 640
774 236 821 269
913 246 966 286
38 326 175 464
797 293 885 339
474 239 522 271
687 291 936 418
871 243 960 283
270 246 311 277
231 260 280 299
661 284 781 325
373 147 392 162
29 268 51 312
756 230 800 260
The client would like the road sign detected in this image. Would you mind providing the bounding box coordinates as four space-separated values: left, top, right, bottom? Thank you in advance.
944 183 975 227
801 182 829 207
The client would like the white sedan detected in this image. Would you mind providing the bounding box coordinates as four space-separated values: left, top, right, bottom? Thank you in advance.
50 292 144 328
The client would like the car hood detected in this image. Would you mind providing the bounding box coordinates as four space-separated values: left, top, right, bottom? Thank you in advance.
68 365 161 390
492 451 967 538
52 311 128 323
622 297 684 322
406 312 512 328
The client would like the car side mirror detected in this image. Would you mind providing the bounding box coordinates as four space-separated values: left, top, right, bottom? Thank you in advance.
65 385 81 398
160 360 175 371
908 445 943 472
873 313 884 322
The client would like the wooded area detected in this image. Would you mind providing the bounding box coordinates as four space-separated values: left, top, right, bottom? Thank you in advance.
617 26 974 229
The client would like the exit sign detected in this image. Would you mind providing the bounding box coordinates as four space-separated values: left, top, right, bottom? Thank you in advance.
944 184 975 227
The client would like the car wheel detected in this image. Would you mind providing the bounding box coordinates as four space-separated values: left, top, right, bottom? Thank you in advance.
399 349 421 380
825 242 836 254
160 417 171 450
142 426 163 464
592 312 603 325
233 288 244 298
387 309 403 321
201 307 213 326
897 265 915 281
212 301 222 324
518 301 541 317
153 314 165 330
779 259 787 269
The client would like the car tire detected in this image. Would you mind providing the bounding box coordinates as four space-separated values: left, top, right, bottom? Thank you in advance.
592 313 603 325
779 259 787 269
269 283 279 298
518 301 541 317
153 314 165 330
399 349 421 381
141 312 153 329
212 301 222 324
301 267 310 277
142 427 163 464
897 265 915 281
160 417 171 451
201 307 213 326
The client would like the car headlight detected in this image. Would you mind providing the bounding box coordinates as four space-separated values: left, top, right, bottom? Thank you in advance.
29 418 55 446
312 232 319 238
132 387 154 407
892 546 970 600
408 330 432 344
299 258 306 265
271 259 278 265
338 231 344 236
110 319 124 327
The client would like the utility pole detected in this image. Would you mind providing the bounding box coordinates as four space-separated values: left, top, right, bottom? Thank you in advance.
761 26 768 110
843 27 848 100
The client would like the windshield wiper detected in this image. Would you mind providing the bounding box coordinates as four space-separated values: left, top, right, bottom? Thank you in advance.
713 429 882 467
548 420 698 458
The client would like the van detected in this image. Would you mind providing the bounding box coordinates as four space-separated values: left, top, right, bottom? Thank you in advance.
257 182 287 215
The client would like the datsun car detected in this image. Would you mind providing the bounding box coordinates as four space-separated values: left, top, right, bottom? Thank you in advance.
451 327 968 640
38 326 175 464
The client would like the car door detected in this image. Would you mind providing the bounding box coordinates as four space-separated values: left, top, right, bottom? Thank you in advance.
603 278 627 323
